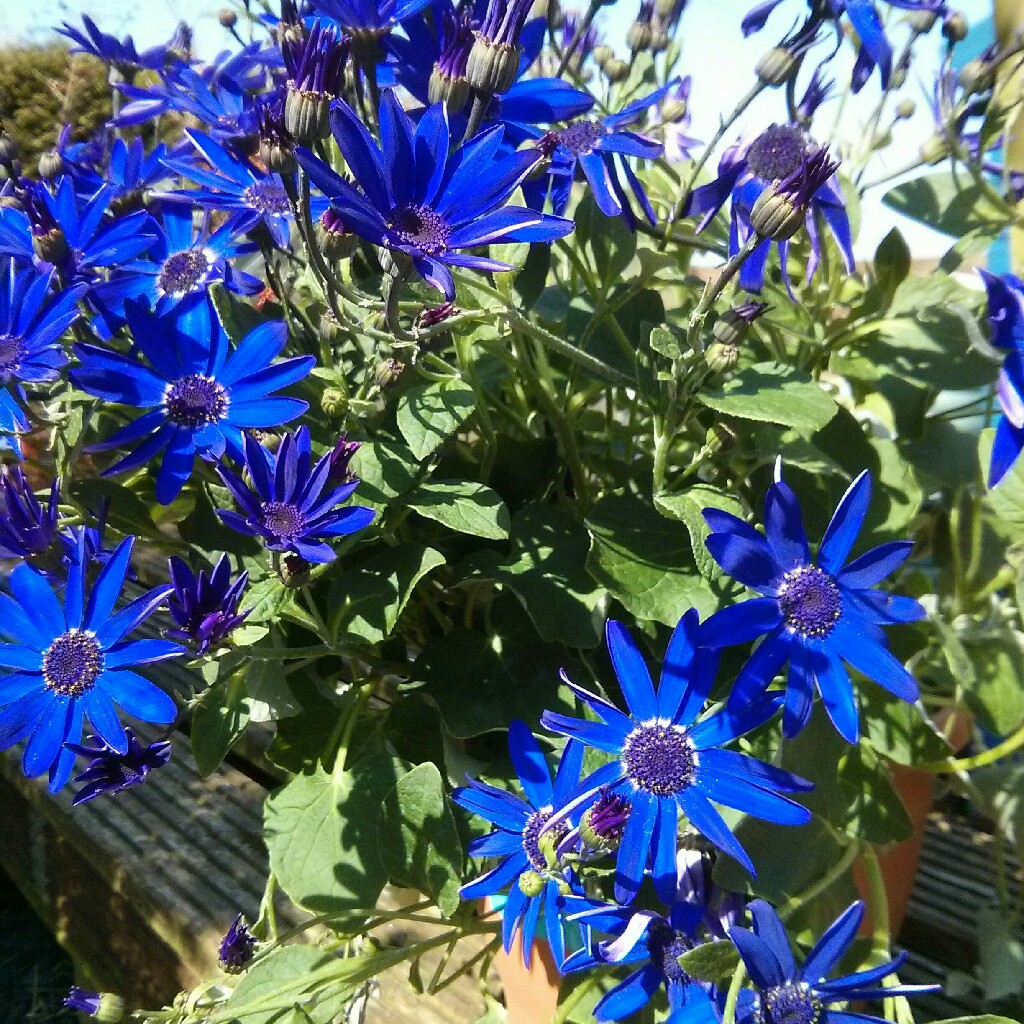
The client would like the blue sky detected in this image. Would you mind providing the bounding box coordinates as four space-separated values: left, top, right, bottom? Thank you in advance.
0 0 997 257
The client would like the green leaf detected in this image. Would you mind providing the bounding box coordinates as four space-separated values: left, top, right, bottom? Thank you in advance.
698 363 837 434
959 632 1024 736
397 380 476 460
265 754 407 913
977 906 1024 1001
461 505 602 648
244 575 292 625
655 485 745 582
349 440 421 510
586 494 717 626
209 281 266 342
676 941 740 984
223 946 339 1024
649 324 683 360
927 1018 1024 1024
378 761 464 917
882 171 1014 239
861 687 953 767
873 227 911 304
246 658 301 723
330 544 446 645
408 479 511 539
191 668 250 777
575 193 638 287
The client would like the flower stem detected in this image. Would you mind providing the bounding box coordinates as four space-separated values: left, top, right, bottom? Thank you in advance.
722 958 748 1024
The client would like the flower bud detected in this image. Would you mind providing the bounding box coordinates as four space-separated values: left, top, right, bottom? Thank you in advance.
278 552 311 588
889 66 907 89
218 914 257 973
320 310 346 347
64 989 127 1023
750 184 804 241
592 44 614 67
375 358 406 387
518 871 546 897
284 86 331 144
894 98 916 120
656 0 677 17
705 342 740 374
650 27 669 52
33 228 68 266
704 423 736 455
537 827 562 870
428 66 470 113
712 302 767 347
219 8 238 28
316 208 357 260
942 11 968 42
580 790 630 852
321 387 348 419
604 58 629 82
626 19 653 52
919 134 951 164
37 149 64 181
260 138 295 174
416 301 458 329
957 58 991 96
756 46 798 86
906 8 937 32
465 35 521 93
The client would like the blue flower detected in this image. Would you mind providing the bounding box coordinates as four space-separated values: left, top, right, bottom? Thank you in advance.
563 851 749 1023
295 91 573 299
90 206 262 334
309 0 435 35
452 721 585 967
979 270 1024 486
0 468 60 560
160 129 324 249
541 612 812 905
0 178 158 282
59 15 173 72
66 728 172 805
219 913 258 973
71 294 314 504
686 124 853 294
167 553 250 653
0 259 84 447
701 466 925 744
527 83 673 228
216 426 375 563
730 899 938 1024
0 536 183 792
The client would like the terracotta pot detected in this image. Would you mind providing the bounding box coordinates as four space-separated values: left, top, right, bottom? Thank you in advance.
487 898 561 1024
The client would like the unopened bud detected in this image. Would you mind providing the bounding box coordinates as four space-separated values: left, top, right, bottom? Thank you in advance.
320 310 345 346
260 138 295 174
580 790 630 852
284 85 331 144
651 27 669 51
750 185 804 241
942 11 967 42
428 67 470 113
889 66 907 89
756 46 797 86
321 387 348 419
592 44 614 67
604 58 629 82
957 58 991 95
518 871 545 897
316 208 357 260
712 303 766 347
219 8 238 28
906 8 937 32
894 98 916 120
278 552 311 588
626 19 653 52
64 989 127 1024
465 35 521 93
919 134 951 164
375 358 405 387
704 423 736 455
37 150 63 181
705 342 739 374
656 0 677 17
32 228 68 265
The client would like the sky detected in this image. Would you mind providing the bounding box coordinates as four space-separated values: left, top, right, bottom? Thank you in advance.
0 0 1001 259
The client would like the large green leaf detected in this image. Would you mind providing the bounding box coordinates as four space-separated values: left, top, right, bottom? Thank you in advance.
222 946 340 1024
408 479 511 539
191 667 250 777
698 363 837 434
397 380 476 460
959 632 1024 736
265 754 407 913
575 193 638 287
378 761 464 917
677 941 741 984
349 440 421 510
882 171 1014 238
655 485 745 582
586 494 717 626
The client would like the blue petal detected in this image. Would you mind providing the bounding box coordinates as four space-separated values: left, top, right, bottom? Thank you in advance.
453 778 531 831
695 754 811 825
729 921 788 988
838 542 913 589
540 711 625 753
99 669 178 724
800 902 863 983
508 720 554 809
652 798 679 906
702 599 783 648
104 638 184 669
606 620 657 721
782 644 817 739
23 694 70 777
989 416 1024 486
764 479 811 571
94 585 173 648
705 533 781 594
829 623 919 702
593 965 661 1023
689 691 784 750
679 788 754 874
749 901 796 978
844 0 892 90
84 536 133 631
460 852 528 900
818 472 871 573
614 790 656 904
811 647 859 743
48 699 83 792
9 563 64 641
83 688 129 754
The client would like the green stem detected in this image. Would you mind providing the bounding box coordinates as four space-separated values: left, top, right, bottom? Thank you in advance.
916 717 1024 772
722 959 748 1024
860 843 891 952
777 840 859 921
555 0 600 76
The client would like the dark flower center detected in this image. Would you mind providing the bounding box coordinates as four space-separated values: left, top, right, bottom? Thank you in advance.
244 179 291 215
390 204 451 254
261 501 306 539
622 722 698 796
164 375 229 429
761 983 823 1024
42 629 104 697
646 920 692 985
0 333 26 377
778 565 842 638
157 248 210 295
521 807 568 871
747 124 807 182
554 120 605 156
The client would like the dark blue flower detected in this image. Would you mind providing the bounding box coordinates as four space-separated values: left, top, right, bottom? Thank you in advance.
730 899 938 1024
295 92 573 299
0 468 59 560
540 612 812 905
309 0 435 35
563 851 748 1023
528 83 674 228
0 259 84 448
167 553 250 653
685 123 853 293
66 728 172 805
216 426 375 563
0 536 183 792
219 913 258 972
979 270 1024 486
59 500 123 574
71 294 313 504
453 721 585 967
160 130 325 249
59 15 172 72
701 466 925 744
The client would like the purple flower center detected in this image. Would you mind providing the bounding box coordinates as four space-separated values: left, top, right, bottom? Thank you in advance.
0 333 26 378
646 920 692 985
521 807 567 871
746 124 807 182
164 375 229 429
261 501 307 539
244 179 291 215
391 204 451 254
622 722 698 796
555 120 605 156
42 629 104 696
158 248 210 296
778 565 841 638
761 983 822 1024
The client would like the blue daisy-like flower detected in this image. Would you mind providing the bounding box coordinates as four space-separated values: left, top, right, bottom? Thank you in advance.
730 899 938 1024
67 728 172 805
310 0 435 35
294 91 574 299
0 536 183 792
167 553 250 653
58 14 173 72
452 721 584 968
0 259 84 447
70 294 314 504
216 426 375 564
563 851 749 1024
160 130 326 248
701 466 925 744
686 123 853 294
540 611 812 905
979 270 1024 486
0 467 60 561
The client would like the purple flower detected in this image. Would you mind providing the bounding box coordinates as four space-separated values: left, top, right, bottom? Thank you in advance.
67 729 172 805
219 913 258 972
0 467 59 560
167 554 250 653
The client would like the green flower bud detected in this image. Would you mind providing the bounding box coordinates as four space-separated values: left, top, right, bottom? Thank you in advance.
626 20 653 52
32 228 68 266
704 423 736 455
705 342 740 374
919 134 951 165
957 58 991 96
37 149 63 181
592 44 614 67
219 8 238 28
756 47 797 87
889 66 907 89
906 8 937 32
894 98 916 120
537 827 562 870
465 35 522 93
375 358 406 387
942 11 968 42
284 85 332 144
604 58 629 82
316 209 357 260
749 185 804 241
321 387 348 419
518 871 546 897
656 0 677 17
650 27 669 52
428 67 471 113
320 310 345 346
260 138 296 175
